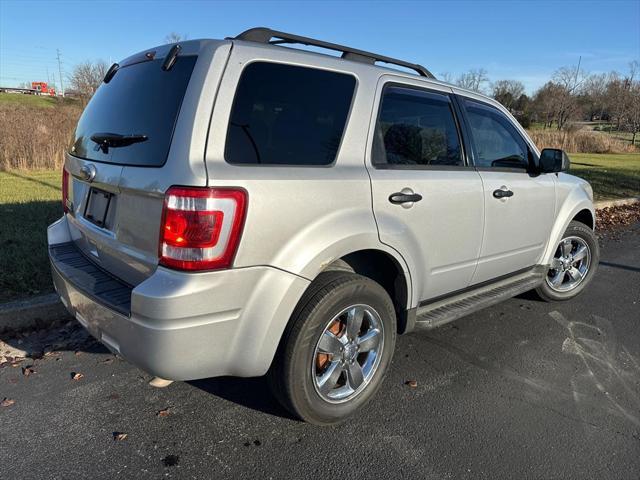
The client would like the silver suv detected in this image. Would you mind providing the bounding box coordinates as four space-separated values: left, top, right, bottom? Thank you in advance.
48 28 598 425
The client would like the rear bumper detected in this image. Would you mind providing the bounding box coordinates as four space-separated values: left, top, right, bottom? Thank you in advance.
48 216 309 380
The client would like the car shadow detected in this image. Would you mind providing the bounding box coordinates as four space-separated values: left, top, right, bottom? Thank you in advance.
188 376 297 421
599 261 640 273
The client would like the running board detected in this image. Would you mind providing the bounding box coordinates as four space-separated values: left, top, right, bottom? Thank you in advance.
414 266 547 330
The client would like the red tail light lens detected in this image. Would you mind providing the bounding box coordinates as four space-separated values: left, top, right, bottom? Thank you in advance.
159 187 247 271
62 168 70 213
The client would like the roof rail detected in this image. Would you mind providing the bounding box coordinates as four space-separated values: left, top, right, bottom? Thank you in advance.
233 27 436 79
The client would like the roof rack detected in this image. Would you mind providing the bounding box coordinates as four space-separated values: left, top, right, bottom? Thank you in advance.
233 27 436 79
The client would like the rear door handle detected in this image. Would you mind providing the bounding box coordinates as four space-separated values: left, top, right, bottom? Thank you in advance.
493 188 514 199
389 192 423 204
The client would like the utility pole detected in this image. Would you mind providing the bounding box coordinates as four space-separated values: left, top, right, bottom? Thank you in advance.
56 49 64 97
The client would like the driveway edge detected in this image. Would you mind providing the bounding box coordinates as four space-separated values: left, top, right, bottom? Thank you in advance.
0 293 69 335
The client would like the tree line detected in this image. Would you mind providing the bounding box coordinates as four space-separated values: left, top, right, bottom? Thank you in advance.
444 62 640 144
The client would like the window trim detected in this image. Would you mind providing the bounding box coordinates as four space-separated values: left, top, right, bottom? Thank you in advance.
370 82 473 171
223 60 358 168
457 96 534 173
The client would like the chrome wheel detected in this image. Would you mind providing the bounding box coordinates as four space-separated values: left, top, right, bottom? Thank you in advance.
546 235 591 292
312 304 384 403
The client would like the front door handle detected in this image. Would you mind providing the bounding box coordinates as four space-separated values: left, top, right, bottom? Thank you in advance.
389 192 423 205
493 188 514 199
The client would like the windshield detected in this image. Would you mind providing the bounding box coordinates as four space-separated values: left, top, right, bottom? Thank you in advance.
69 55 197 167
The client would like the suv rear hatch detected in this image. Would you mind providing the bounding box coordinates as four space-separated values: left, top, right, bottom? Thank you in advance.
63 40 231 286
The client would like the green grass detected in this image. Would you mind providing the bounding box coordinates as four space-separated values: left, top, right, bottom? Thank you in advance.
0 92 79 108
0 170 62 302
569 153 640 200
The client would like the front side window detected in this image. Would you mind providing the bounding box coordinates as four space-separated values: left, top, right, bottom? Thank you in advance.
464 99 528 169
225 62 356 165
373 86 463 167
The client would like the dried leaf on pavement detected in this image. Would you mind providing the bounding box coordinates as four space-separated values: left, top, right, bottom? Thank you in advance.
157 407 171 417
22 366 35 376
113 432 128 441
405 380 418 388
1 398 16 407
71 372 84 381
597 204 640 230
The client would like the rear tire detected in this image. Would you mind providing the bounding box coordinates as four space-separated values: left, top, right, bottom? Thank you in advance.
268 271 396 425
535 220 599 302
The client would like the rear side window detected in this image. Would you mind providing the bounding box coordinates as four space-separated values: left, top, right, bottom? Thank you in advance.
373 86 463 167
69 55 197 167
225 62 356 165
463 99 528 169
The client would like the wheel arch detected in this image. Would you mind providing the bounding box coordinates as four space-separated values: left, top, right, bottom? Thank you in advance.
542 197 595 266
320 248 413 334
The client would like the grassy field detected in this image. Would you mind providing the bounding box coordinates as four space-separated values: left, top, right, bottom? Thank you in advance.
0 170 61 303
570 153 640 200
0 92 79 108
0 154 638 303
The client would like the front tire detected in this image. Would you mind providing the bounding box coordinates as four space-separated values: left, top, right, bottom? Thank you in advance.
535 220 599 302
268 272 396 425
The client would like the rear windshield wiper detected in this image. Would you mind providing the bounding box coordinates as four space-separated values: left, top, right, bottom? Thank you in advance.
90 132 148 154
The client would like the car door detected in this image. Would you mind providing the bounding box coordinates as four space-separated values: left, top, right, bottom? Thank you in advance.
367 77 484 301
459 96 556 284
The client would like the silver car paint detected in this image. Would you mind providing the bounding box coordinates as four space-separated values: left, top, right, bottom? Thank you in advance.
49 37 595 381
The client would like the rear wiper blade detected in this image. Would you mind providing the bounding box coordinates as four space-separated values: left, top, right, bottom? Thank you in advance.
90 132 148 154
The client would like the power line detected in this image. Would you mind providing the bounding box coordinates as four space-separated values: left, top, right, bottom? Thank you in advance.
56 48 64 96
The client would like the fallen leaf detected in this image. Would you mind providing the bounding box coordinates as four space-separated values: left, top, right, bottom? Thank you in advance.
113 432 128 441
1 398 15 407
22 366 35 377
405 380 418 388
157 407 171 417
71 372 84 381
99 358 114 365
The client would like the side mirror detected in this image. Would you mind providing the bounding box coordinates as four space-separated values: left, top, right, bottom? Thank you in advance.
539 148 570 173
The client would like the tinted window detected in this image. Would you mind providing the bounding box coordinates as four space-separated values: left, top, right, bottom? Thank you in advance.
225 62 355 165
373 86 463 167
464 99 528 169
70 56 197 166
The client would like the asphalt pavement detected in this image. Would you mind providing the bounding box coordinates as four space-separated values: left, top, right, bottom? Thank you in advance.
1 223 639 479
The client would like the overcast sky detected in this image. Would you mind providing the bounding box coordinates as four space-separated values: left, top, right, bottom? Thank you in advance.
1 0 638 93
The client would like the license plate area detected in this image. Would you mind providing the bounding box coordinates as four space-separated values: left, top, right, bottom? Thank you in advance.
83 188 113 228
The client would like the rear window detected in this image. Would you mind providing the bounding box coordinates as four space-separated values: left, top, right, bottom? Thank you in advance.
225 62 356 165
69 55 197 167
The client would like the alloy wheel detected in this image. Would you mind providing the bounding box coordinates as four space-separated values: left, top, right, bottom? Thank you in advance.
311 304 384 403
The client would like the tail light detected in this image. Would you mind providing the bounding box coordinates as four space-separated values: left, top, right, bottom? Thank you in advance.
159 186 247 271
62 168 70 213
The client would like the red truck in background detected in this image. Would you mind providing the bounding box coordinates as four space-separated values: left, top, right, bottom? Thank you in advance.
31 82 56 96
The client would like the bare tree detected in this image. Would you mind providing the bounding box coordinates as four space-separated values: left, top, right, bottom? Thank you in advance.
69 60 108 101
456 68 489 93
627 81 640 145
581 73 608 121
439 72 454 84
492 80 525 110
545 64 587 130
165 32 188 44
